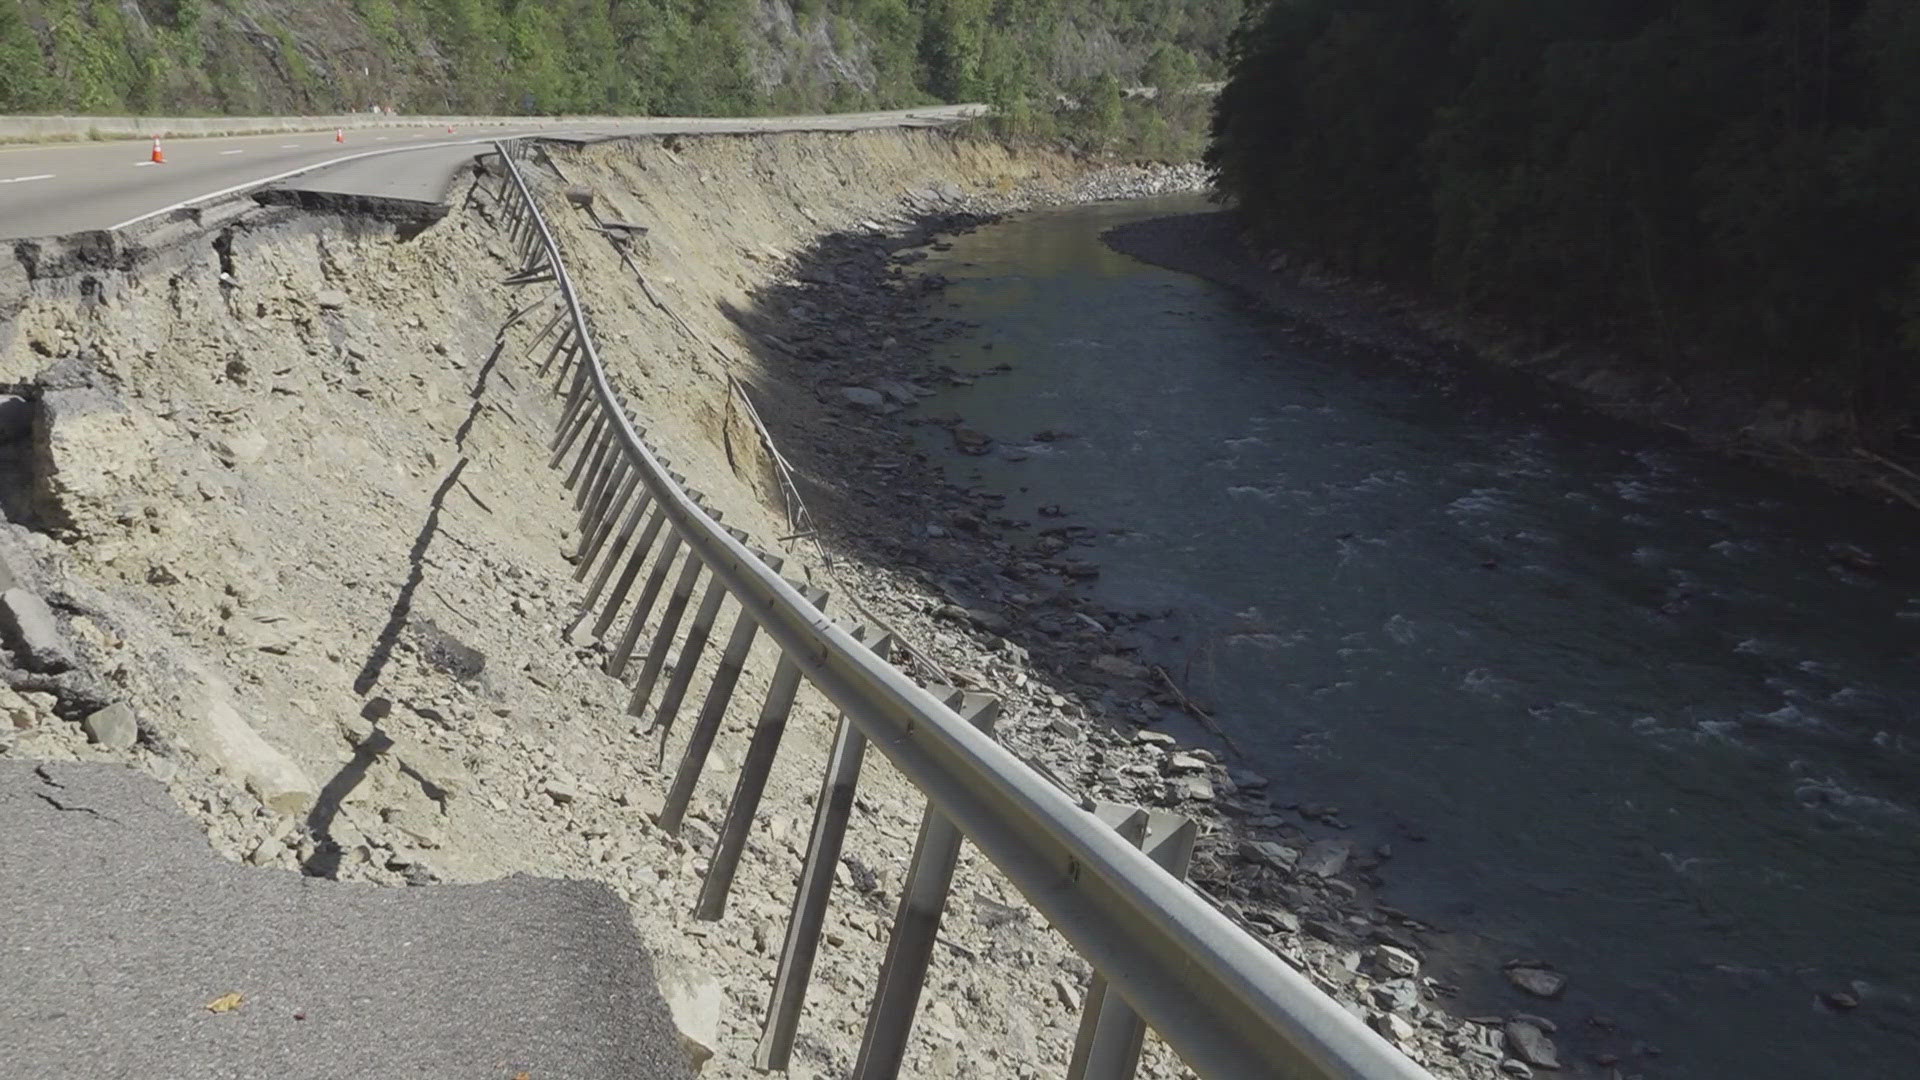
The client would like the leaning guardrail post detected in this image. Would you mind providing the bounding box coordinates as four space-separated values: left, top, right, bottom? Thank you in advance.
520 305 567 357
563 415 609 490
656 573 792 835
549 357 591 441
694 586 830 921
584 473 692 640
538 327 579 378
626 541 716 717
552 405 601 470
588 497 677 642
580 442 627 525
574 468 640 579
643 569 734 761
550 339 585 393
578 444 625 522
569 414 615 493
576 490 660 617
1068 805 1198 1080
754 629 892 1073
604 523 692 674
852 690 1000 1080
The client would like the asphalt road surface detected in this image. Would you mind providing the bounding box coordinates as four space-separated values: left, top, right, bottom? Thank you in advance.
0 760 695 1080
0 108 975 239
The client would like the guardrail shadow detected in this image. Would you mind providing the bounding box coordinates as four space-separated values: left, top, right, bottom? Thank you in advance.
351 457 468 697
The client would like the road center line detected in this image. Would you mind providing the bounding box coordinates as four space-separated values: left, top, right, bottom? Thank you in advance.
281 143 300 148
220 150 244 155
132 161 156 168
0 173 53 184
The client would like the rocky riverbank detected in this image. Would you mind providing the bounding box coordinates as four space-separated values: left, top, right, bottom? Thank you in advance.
709 170 1614 1077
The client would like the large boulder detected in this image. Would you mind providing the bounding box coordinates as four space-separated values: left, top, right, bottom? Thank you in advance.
655 959 721 1069
0 588 76 673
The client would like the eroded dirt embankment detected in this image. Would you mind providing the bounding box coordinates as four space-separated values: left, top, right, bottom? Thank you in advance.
0 126 1508 1080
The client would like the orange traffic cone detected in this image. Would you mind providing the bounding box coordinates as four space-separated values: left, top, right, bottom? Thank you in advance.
446 124 455 134
335 128 345 143
150 137 165 164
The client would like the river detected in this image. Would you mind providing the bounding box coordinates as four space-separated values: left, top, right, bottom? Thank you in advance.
907 197 1920 1079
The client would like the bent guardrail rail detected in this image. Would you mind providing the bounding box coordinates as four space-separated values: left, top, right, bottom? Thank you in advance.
482 139 1435 1080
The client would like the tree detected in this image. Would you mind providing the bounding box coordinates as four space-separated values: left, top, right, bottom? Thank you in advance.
1209 0 1920 419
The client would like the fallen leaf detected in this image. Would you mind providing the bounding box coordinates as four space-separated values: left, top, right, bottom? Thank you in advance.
512 1073 531 1080
206 992 245 1014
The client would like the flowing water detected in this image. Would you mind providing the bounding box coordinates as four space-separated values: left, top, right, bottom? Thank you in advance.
910 197 1920 1078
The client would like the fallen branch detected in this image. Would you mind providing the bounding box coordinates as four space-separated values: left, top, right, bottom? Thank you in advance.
1152 665 1243 759
1858 446 1920 487
1876 477 1920 512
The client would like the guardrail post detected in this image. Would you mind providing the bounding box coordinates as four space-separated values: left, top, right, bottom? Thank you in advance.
550 339 584 393
553 407 603 472
574 468 640 579
576 490 659 616
646 575 729 758
694 586 830 921
605 527 688 672
538 327 578 378
626 539 718 718
754 628 891 1073
656 571 796 835
852 691 1000 1080
549 361 592 449
564 416 611 491
577 445 626 523
580 446 627 531
1066 806 1195 1080
518 305 566 357
589 482 695 644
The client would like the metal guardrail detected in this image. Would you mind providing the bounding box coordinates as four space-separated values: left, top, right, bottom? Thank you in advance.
482 140 1435 1080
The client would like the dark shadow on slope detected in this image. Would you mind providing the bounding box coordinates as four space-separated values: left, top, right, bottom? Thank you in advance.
351 456 468 696
301 727 393 879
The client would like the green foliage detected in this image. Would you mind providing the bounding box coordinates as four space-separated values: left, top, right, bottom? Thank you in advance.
1210 0 1920 414
0 3 55 110
0 0 1236 150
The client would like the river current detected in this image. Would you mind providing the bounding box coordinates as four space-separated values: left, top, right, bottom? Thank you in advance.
909 197 1920 1078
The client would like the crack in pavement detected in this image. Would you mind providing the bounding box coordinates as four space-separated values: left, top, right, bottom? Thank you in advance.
29 764 124 823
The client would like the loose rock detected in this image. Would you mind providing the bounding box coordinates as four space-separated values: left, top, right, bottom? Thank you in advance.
1373 944 1421 979
81 703 138 749
0 588 77 674
1237 840 1299 871
1296 839 1351 879
841 386 887 411
1505 964 1567 999
1503 1020 1560 1069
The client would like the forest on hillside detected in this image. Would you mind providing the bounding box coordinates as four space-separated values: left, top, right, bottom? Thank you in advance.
1209 1 1920 423
0 0 1233 140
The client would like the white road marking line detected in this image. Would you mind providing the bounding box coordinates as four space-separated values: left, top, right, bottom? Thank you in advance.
375 136 388 141
220 149 244 155
132 161 156 167
109 136 484 231
281 144 300 148
0 173 54 184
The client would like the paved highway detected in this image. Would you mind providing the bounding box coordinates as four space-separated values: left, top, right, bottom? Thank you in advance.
2 761 694 1080
0 108 975 239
